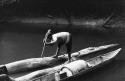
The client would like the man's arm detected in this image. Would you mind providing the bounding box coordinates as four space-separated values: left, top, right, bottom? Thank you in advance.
44 38 57 46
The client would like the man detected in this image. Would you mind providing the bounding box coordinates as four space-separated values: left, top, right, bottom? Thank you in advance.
43 29 72 62
0 29 72 75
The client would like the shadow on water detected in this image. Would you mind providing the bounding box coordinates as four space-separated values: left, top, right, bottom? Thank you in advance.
0 23 125 81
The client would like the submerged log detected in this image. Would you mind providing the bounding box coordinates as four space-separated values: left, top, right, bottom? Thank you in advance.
5 44 118 74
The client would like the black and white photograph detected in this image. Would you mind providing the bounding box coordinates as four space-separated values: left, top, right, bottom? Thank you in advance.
0 0 124 81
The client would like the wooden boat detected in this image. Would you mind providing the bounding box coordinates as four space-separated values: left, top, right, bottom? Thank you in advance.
29 48 121 81
5 44 119 74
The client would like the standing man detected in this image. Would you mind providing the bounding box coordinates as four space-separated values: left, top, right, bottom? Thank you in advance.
43 29 72 62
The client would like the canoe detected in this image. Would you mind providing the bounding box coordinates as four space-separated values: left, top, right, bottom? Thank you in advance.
29 48 121 81
6 44 118 74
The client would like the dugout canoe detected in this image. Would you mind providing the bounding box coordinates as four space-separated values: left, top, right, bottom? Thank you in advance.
30 48 121 81
6 44 119 74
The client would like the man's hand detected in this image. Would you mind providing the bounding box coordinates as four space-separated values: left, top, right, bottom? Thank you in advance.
47 29 51 35
43 38 46 43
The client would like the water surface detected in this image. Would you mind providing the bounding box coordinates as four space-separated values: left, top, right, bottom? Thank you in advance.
0 23 125 81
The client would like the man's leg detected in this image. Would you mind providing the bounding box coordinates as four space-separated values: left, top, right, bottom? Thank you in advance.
66 41 72 62
66 35 72 62
53 45 61 58
67 48 71 62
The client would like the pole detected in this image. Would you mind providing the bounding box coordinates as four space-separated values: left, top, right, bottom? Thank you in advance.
41 29 51 57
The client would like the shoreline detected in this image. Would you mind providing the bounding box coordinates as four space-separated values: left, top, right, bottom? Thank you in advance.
0 16 125 31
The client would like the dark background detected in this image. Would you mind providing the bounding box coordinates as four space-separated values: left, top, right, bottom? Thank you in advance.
0 0 124 17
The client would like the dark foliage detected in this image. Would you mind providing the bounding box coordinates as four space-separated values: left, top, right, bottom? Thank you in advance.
0 0 124 17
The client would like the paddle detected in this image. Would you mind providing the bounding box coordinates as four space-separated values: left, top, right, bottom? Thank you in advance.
41 29 51 57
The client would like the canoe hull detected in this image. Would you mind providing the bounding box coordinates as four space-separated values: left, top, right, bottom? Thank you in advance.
29 48 121 81
6 44 119 74
59 48 121 81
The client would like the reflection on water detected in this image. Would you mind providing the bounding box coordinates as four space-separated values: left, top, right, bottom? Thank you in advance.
0 23 125 81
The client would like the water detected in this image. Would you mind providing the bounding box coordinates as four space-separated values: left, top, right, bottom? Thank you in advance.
0 23 125 81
